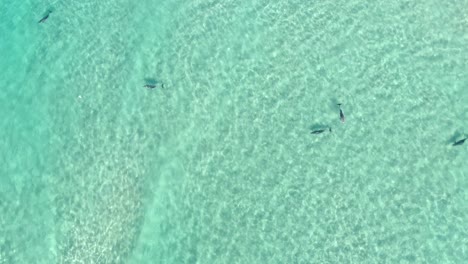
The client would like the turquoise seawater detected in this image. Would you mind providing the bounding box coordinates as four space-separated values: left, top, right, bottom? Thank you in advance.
1 0 468 263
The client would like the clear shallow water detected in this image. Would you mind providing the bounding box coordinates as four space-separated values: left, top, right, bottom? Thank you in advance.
1 0 467 263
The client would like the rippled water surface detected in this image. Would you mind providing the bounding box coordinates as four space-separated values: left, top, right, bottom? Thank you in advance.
1 0 467 263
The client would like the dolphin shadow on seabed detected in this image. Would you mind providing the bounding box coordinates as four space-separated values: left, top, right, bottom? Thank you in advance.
447 131 467 147
309 124 332 134
452 137 467 146
143 78 164 89
38 10 53 23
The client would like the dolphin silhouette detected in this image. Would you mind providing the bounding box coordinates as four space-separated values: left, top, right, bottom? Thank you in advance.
453 137 467 146
311 127 332 134
38 11 52 23
144 82 164 89
337 104 345 122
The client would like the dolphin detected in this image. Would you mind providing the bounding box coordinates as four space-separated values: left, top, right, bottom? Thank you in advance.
311 127 332 134
38 11 52 24
337 103 345 122
144 82 164 89
453 137 467 146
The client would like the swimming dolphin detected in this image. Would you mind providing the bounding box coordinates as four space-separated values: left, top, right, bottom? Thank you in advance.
453 137 467 146
144 83 164 89
38 11 52 24
337 104 345 122
311 127 332 134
